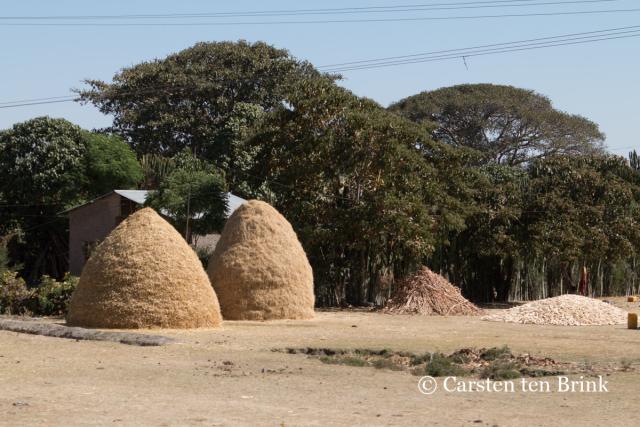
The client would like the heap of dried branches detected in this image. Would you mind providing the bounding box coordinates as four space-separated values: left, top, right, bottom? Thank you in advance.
384 267 482 316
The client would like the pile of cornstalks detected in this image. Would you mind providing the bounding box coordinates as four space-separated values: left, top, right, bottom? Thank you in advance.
384 267 483 316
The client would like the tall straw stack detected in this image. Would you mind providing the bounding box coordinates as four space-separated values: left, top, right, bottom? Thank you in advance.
67 208 222 329
207 200 315 320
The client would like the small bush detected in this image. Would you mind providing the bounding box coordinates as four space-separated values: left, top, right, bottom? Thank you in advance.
425 353 469 377
0 272 77 316
0 271 33 315
33 274 78 316
481 346 512 361
481 360 521 380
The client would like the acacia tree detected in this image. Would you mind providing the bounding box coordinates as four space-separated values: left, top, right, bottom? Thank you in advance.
389 84 604 165
0 117 142 281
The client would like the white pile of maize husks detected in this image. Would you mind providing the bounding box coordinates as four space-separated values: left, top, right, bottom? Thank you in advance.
482 294 626 326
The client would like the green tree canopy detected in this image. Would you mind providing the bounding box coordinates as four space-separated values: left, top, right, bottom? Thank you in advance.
249 77 459 305
84 133 143 197
389 84 604 165
77 40 327 169
0 117 143 281
145 150 228 243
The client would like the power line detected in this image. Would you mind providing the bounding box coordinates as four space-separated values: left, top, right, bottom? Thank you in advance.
0 99 76 109
0 24 638 109
0 1 621 20
323 31 640 72
0 95 76 106
319 24 640 68
1 7 639 26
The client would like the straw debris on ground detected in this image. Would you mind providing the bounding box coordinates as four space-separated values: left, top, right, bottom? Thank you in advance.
207 200 315 320
384 266 482 316
67 208 222 329
482 294 627 326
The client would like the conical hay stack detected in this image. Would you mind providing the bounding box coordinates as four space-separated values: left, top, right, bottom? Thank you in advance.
207 200 315 320
67 208 222 329
384 266 482 316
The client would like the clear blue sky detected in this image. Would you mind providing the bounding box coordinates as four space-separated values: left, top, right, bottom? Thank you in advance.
1 0 638 155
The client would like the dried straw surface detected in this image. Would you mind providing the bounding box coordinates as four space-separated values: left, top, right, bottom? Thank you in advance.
207 200 315 320
67 208 222 329
482 294 627 326
384 267 482 316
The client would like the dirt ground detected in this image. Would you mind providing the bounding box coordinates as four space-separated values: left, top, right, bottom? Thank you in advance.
1 298 639 426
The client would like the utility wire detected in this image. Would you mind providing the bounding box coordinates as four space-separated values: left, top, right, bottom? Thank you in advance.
1 7 639 26
319 24 640 68
322 29 640 72
0 25 638 108
0 1 622 20
0 95 77 106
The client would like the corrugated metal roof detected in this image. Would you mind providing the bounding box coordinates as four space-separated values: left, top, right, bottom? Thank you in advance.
114 189 148 205
66 190 247 218
115 189 246 218
227 193 246 217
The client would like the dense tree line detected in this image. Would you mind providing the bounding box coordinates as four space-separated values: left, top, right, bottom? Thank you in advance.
2 41 638 303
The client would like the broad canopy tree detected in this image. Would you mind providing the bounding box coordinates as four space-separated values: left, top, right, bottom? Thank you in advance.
77 40 327 187
248 77 457 305
0 117 142 281
389 84 605 165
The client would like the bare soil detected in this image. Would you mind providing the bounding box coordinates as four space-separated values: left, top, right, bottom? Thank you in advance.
1 297 639 426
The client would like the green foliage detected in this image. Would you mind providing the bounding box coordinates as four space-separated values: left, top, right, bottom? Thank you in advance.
629 150 640 173
480 360 522 380
77 40 325 168
0 117 87 281
33 273 78 316
0 117 144 281
145 150 228 241
0 271 32 315
480 346 513 361
84 132 143 196
0 271 77 316
371 358 405 371
250 77 446 305
0 116 86 207
424 353 469 377
390 84 604 166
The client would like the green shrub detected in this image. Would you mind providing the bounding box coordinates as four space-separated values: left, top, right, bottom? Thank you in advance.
33 274 78 316
372 359 405 371
424 353 469 377
0 271 32 315
481 346 512 361
481 360 522 380
0 272 77 316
